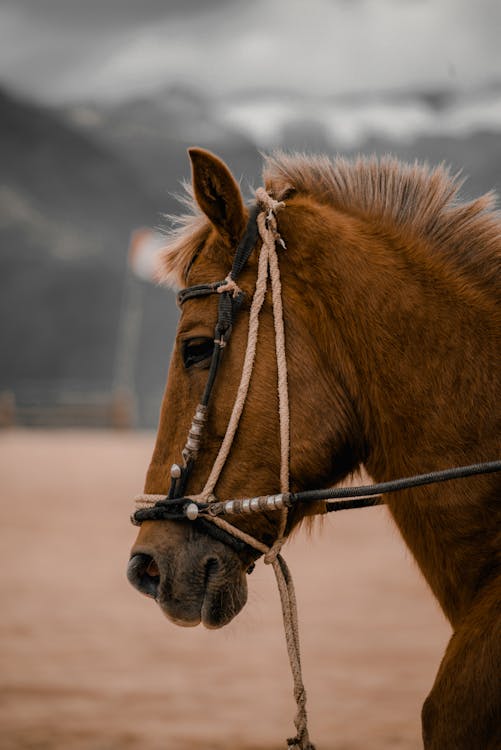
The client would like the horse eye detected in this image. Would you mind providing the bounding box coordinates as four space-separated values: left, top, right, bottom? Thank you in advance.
182 337 214 369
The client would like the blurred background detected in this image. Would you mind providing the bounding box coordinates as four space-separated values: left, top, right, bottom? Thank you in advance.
1 0 500 428
0 2 499 749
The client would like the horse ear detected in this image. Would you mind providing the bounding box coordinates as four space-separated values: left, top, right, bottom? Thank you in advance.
188 148 246 245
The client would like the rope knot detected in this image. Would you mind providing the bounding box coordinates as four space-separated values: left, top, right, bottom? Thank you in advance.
217 274 241 298
256 187 287 250
264 537 285 565
255 186 286 215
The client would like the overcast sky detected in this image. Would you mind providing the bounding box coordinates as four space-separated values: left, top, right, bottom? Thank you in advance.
1 0 500 104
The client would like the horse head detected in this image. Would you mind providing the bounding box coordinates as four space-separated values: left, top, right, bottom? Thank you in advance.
128 148 364 628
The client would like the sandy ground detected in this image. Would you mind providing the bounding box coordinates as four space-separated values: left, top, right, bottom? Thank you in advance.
0 430 451 750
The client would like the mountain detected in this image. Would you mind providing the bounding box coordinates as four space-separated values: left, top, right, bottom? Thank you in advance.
2 83 500 428
59 86 262 425
0 86 261 427
63 85 261 212
0 87 157 395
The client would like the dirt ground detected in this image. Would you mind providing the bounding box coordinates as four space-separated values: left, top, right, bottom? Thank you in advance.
0 430 450 750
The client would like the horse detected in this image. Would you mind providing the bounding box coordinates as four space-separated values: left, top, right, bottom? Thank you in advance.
128 147 501 749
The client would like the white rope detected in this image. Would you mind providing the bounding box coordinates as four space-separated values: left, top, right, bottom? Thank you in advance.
134 493 165 508
198 237 270 500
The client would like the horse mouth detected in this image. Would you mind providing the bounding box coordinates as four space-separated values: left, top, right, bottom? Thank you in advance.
127 550 248 629
199 557 244 629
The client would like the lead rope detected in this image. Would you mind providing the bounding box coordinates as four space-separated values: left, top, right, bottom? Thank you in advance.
193 189 315 750
135 190 315 749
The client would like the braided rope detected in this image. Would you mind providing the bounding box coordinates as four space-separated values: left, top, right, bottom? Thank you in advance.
203 190 314 749
257 192 314 749
134 493 165 508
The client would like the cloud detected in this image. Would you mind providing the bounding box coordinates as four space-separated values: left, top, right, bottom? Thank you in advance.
0 0 500 103
10 0 234 28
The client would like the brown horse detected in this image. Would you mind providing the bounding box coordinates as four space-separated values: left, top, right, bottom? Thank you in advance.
129 148 501 749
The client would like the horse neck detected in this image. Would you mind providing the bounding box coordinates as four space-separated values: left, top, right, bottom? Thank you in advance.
284 201 499 483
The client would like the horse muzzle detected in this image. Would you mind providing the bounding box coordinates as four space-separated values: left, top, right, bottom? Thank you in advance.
127 525 249 628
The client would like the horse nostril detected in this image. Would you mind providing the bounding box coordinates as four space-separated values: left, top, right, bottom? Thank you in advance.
146 558 160 577
127 553 160 599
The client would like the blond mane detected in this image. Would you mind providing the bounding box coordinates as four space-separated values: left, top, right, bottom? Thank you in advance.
157 183 210 289
159 153 501 289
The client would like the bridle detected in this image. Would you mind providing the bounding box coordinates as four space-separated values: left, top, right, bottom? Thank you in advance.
132 189 500 543
132 192 298 563
131 188 501 750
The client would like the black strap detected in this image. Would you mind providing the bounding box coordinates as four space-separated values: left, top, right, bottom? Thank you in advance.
176 203 261 308
132 501 260 558
162 204 263 507
201 341 224 407
177 283 219 306
296 460 501 507
230 204 261 279
325 496 383 513
195 517 262 558
133 497 209 524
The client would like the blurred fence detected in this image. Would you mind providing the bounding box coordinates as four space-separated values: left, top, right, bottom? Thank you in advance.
0 382 135 428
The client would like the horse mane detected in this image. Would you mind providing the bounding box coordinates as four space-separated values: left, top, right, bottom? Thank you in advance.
158 153 501 291
264 152 501 291
157 182 212 289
